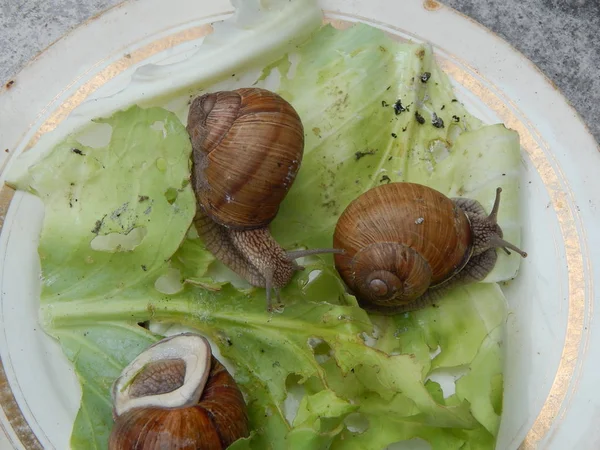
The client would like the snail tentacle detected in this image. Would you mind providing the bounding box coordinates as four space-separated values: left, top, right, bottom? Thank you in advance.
286 248 345 260
465 187 528 258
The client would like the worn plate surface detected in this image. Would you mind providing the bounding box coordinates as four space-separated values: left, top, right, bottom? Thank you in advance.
0 0 598 449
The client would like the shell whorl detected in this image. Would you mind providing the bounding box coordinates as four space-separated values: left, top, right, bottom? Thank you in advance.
333 183 473 310
188 88 304 230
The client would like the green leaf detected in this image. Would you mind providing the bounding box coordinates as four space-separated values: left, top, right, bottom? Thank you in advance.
11 105 195 313
266 25 522 282
56 323 159 448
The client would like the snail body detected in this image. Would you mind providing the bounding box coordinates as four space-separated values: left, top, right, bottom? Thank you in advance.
187 88 340 310
333 182 527 314
109 333 249 450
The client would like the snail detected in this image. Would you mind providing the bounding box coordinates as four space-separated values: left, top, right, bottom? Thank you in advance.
333 182 527 315
109 333 249 450
187 87 341 310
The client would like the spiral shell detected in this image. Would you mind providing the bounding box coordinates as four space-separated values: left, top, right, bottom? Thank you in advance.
333 182 473 309
187 87 304 229
108 357 249 450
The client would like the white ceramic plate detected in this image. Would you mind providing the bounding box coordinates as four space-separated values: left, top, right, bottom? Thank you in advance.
0 0 598 449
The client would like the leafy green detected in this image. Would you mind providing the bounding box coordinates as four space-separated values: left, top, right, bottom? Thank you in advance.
58 323 159 450
6 4 523 450
265 24 521 282
9 106 195 303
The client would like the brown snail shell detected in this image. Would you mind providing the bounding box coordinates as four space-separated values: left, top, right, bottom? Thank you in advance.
333 182 527 314
188 87 304 230
109 334 249 450
187 88 341 310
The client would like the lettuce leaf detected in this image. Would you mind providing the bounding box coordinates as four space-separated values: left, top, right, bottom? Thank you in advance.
7 3 521 450
265 24 522 282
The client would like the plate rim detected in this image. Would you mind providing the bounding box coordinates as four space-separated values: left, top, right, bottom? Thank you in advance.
0 0 597 448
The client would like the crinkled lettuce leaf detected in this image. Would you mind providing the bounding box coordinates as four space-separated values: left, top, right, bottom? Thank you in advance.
7 3 523 450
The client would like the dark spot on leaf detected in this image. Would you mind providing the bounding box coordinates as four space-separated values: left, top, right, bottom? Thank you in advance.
393 99 405 115
432 113 444 128
451 98 458 102
138 195 149 202
452 115 460 122
141 265 147 271
391 133 397 138
355 149 377 160
381 100 389 107
322 199 337 209
415 112 425 124
420 72 431 83
380 175 391 184
5 80 14 89
3 149 8 153
71 148 85 156
441 105 445 110
91 215 106 234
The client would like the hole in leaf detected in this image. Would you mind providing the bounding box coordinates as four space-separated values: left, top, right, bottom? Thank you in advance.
308 338 333 364
260 67 282 92
154 268 184 295
90 226 147 252
385 438 432 449
307 269 321 284
428 139 450 162
283 373 306 425
344 412 369 434
360 331 378 348
447 122 463 144
429 345 441 359
150 121 167 138
425 365 469 398
75 122 113 148
164 187 178 204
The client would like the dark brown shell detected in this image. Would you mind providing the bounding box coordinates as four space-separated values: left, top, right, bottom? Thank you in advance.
333 182 473 308
108 357 249 450
187 88 304 230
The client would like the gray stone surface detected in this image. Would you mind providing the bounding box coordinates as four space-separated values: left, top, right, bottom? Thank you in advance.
0 0 598 144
